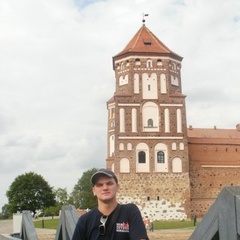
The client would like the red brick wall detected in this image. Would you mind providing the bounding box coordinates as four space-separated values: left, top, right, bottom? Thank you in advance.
189 141 240 217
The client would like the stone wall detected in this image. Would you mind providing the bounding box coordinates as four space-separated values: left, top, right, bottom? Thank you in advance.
117 172 190 220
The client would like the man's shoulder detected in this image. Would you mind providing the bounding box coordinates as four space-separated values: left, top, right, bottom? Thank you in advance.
120 203 138 211
79 207 98 220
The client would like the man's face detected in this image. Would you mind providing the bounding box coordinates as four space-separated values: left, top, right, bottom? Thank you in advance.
92 176 119 202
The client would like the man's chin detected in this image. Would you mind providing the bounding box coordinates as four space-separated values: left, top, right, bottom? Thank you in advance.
100 196 114 203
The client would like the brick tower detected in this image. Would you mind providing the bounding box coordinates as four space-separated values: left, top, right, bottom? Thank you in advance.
106 23 190 220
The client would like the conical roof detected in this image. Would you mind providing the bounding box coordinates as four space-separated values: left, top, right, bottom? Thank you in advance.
114 24 182 61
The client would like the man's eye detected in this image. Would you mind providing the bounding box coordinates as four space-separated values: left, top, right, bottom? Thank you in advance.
96 184 103 187
107 182 114 185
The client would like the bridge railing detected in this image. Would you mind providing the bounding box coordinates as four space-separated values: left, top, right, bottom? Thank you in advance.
189 186 240 240
54 205 79 240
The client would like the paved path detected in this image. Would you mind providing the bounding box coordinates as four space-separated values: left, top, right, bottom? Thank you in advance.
1 219 194 240
148 228 194 240
0 220 14 234
0 219 56 239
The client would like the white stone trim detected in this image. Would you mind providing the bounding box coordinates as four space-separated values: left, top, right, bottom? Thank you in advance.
160 103 183 107
118 103 141 106
119 136 183 140
201 165 240 168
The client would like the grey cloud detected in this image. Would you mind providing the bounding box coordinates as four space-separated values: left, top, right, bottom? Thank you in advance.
0 0 240 209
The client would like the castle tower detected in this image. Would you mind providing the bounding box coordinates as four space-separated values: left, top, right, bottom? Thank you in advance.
106 23 191 220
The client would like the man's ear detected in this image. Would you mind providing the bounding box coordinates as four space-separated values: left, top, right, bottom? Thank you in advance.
92 187 96 196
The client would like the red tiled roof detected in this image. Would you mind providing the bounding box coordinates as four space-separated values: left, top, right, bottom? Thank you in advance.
114 25 182 60
188 127 240 144
170 92 186 98
107 96 114 104
188 127 240 139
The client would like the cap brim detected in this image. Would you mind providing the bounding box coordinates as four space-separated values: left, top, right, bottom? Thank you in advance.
91 169 117 185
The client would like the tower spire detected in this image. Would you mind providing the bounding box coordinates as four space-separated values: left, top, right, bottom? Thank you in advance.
142 13 149 25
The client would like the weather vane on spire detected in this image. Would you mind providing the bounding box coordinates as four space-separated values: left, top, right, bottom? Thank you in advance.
142 13 149 25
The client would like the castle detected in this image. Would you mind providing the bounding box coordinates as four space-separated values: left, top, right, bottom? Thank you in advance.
106 23 240 220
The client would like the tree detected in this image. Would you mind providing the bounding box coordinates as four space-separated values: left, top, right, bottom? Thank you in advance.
6 172 56 214
0 204 11 219
71 168 98 209
54 187 69 206
43 187 71 217
43 205 60 218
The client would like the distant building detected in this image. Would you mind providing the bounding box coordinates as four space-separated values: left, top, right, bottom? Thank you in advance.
106 23 240 220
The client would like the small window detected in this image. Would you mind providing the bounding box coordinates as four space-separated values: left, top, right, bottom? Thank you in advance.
135 59 141 66
112 108 115 118
157 59 163 66
157 151 165 163
127 143 132 150
138 151 146 163
146 59 152 68
143 39 152 45
148 84 151 91
119 143 124 151
148 119 153 127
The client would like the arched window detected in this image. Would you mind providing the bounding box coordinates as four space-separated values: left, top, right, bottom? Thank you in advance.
109 135 115 157
179 142 184 150
164 108 170 132
120 158 130 173
136 143 149 172
147 119 153 127
172 158 182 173
157 151 165 163
155 143 168 172
119 143 124 151
172 142 177 150
160 74 167 94
142 102 159 132
132 108 137 132
177 109 182 133
138 151 146 163
127 143 132 150
119 108 125 132
133 73 139 93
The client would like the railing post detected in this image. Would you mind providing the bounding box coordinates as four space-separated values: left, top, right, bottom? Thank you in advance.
55 205 79 240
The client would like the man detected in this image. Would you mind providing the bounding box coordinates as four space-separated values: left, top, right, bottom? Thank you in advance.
72 168 149 240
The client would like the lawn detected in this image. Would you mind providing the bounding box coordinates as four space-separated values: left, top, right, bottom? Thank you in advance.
34 218 198 230
34 218 59 229
153 220 198 230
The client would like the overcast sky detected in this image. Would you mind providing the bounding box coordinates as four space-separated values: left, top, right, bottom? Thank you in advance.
0 0 240 210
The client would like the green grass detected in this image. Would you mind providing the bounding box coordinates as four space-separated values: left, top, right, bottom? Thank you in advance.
34 218 198 230
153 220 198 230
34 218 59 229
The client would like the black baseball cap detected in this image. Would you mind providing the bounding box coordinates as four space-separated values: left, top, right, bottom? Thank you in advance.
91 168 118 185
